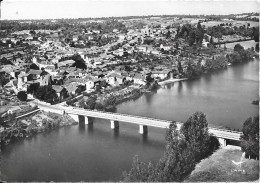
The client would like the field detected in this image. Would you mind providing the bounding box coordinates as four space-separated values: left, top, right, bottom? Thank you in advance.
225 40 257 49
201 20 259 28
185 146 259 182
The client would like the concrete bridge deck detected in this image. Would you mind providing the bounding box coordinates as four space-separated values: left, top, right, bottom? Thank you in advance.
37 103 242 145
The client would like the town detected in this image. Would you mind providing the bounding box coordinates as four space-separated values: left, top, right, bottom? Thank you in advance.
0 10 259 182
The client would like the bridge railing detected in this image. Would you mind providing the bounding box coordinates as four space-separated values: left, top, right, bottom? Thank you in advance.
208 127 243 134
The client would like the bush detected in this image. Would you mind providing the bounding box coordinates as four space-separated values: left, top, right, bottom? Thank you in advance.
17 91 27 101
85 96 96 110
95 102 104 111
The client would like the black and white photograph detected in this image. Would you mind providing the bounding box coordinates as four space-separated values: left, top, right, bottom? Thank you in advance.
0 0 259 182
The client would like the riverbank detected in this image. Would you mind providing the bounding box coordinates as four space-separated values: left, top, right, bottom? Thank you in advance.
185 146 259 182
0 110 77 149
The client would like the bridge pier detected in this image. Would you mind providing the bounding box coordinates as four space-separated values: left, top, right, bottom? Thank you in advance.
85 116 93 125
218 137 227 147
139 125 148 134
110 120 119 129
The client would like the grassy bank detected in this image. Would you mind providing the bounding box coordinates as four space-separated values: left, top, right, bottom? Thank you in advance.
185 146 259 182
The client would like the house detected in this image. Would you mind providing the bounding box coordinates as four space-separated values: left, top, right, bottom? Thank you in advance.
57 60 75 68
17 72 29 90
85 79 95 92
67 72 79 79
160 44 171 51
85 78 100 92
133 74 146 85
72 35 78 42
137 45 148 52
27 69 42 81
64 82 82 96
118 34 125 41
93 30 101 34
106 72 126 86
52 85 69 101
39 72 52 86
151 70 171 80
202 41 209 47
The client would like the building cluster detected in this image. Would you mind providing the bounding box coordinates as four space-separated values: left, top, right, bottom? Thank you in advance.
1 24 183 103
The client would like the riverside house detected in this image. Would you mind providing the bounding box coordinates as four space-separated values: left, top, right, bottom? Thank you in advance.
52 85 69 102
151 70 171 80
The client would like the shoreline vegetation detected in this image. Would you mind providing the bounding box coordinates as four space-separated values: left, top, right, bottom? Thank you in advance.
0 111 77 149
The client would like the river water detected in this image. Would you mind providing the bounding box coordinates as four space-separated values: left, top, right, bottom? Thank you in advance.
116 59 259 131
1 57 259 182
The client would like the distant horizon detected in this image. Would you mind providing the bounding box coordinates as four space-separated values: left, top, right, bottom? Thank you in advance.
1 0 259 20
1 12 259 21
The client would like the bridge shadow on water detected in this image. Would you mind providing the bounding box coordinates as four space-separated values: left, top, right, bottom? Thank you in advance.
77 123 165 148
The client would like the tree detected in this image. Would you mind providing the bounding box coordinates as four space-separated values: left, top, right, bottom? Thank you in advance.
252 27 259 42
29 63 40 70
195 22 204 45
0 73 10 86
0 57 13 66
209 36 214 45
71 54 87 69
124 65 132 72
180 112 212 161
240 116 259 159
85 96 96 110
177 60 183 73
234 44 244 53
188 30 196 46
17 91 27 101
104 95 116 107
35 85 58 104
255 43 259 53
78 98 86 108
95 102 103 111
229 51 242 64
27 83 40 95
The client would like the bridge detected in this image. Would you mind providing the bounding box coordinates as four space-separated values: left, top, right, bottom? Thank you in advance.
37 103 242 147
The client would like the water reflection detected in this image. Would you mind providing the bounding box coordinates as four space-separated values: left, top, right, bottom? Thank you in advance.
78 123 85 133
166 83 172 90
177 81 183 93
87 124 94 133
141 133 148 143
230 63 246 79
144 93 154 104
113 129 120 139
203 73 212 84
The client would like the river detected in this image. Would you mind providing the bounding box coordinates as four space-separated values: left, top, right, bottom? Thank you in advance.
116 59 259 131
1 55 259 182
